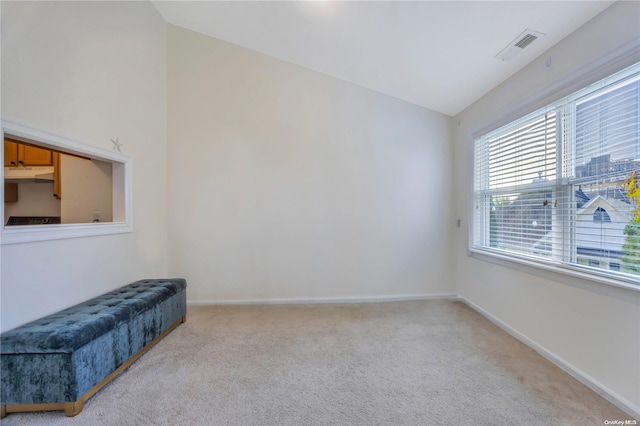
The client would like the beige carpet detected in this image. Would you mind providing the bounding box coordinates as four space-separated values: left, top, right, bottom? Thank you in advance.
1 300 633 425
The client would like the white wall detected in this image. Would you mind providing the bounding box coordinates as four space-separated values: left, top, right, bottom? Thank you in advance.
0 1 168 332
167 25 454 303
60 155 113 224
453 1 640 416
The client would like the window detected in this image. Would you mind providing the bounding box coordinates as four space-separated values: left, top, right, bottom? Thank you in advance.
593 207 611 223
588 260 601 268
1 119 132 244
473 63 640 288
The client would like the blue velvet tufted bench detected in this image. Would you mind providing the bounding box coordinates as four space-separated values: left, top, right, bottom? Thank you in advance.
0 278 186 418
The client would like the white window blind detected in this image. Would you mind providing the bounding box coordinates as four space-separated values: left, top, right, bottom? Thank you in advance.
473 63 640 287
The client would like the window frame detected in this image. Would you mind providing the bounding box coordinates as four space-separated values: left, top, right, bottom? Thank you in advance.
1 119 133 244
469 63 640 292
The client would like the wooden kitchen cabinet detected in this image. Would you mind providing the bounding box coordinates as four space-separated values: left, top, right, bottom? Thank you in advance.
4 182 18 203
4 141 18 166
4 138 61 199
4 139 53 167
53 152 61 200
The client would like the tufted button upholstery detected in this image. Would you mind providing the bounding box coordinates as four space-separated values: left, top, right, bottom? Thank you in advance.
0 279 186 354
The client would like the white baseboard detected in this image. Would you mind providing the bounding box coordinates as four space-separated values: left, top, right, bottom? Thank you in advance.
187 293 457 306
459 296 640 421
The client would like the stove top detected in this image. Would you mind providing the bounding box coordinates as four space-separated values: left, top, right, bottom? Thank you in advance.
6 216 61 226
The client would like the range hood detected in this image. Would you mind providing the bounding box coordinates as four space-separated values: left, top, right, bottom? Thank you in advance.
4 166 54 183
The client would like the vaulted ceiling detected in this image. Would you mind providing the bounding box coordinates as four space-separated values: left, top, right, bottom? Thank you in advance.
153 1 614 116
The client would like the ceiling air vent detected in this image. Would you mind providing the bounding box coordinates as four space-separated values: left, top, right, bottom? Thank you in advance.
495 29 545 61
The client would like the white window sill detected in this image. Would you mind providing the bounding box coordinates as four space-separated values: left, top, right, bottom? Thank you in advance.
469 247 640 293
1 222 132 245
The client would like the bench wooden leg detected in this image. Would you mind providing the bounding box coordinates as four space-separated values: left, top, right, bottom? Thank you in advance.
1 405 6 418
64 400 83 417
181 315 187 323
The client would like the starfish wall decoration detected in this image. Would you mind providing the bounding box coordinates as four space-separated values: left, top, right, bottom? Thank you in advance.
110 137 123 152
